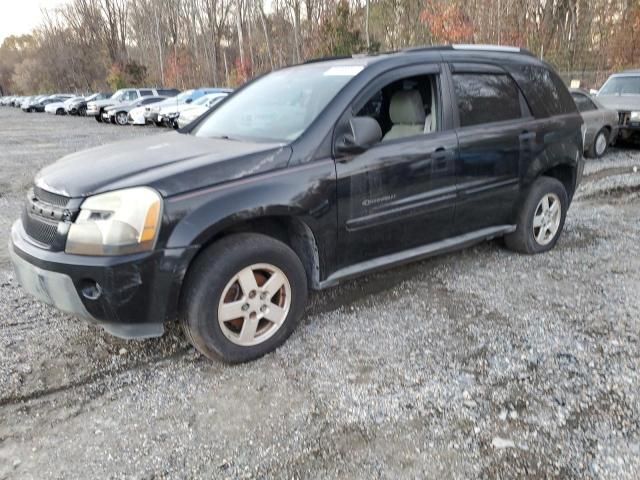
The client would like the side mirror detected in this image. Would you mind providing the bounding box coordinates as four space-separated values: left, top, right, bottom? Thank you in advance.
335 116 382 155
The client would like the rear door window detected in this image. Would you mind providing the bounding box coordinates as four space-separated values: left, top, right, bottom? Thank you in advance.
452 73 522 127
571 93 597 112
139 89 154 97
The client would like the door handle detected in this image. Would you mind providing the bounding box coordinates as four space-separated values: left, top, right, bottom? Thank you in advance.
519 131 536 141
432 147 453 160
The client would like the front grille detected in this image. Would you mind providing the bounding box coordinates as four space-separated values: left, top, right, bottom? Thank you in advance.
22 186 73 249
33 186 69 207
619 111 630 126
22 210 59 246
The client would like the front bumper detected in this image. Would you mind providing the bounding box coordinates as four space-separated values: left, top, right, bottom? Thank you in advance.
128 111 146 125
9 220 198 339
86 105 100 116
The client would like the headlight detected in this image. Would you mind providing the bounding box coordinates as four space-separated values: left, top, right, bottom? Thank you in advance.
630 111 640 120
65 187 162 256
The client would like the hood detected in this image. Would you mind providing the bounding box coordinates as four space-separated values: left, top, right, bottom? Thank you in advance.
35 131 292 198
180 105 208 118
596 95 640 111
90 98 120 108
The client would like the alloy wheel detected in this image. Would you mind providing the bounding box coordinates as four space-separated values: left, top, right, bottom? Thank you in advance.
116 112 128 125
532 193 561 246
595 132 607 156
217 263 291 347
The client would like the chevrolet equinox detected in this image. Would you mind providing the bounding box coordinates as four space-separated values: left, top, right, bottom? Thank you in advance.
10 45 584 362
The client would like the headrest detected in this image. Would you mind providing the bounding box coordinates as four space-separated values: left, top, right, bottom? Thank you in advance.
389 90 426 125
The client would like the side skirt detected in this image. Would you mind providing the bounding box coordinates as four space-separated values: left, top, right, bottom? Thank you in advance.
318 225 516 289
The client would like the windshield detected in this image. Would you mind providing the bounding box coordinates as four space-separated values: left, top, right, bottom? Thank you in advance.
111 89 125 101
175 90 195 103
194 94 219 106
599 76 640 96
193 64 362 142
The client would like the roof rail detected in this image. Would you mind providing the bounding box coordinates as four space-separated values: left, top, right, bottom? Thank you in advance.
401 45 453 53
452 44 536 56
303 55 352 64
402 44 535 57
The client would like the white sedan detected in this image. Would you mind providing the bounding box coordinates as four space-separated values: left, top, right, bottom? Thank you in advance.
173 93 229 128
45 99 76 115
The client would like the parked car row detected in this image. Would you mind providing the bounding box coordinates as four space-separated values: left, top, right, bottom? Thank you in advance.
0 86 233 129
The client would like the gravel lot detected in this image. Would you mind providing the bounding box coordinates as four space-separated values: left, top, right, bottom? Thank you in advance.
0 107 639 479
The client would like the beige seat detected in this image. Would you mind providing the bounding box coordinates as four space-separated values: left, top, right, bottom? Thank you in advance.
382 90 426 141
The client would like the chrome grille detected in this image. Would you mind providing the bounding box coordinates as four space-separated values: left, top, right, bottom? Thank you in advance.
618 111 630 126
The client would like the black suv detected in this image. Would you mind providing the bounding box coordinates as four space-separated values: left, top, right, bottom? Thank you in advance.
10 45 584 363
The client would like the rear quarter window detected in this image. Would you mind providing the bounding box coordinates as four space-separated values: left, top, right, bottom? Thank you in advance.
510 65 577 117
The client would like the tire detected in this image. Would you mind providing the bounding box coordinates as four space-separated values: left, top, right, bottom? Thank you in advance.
78 106 86 116
56 108 64 115
115 112 128 126
181 233 308 363
504 176 568 254
588 128 609 158
95 113 102 123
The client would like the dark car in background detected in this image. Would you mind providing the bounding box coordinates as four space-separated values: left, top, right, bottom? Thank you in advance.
594 70 640 143
66 92 112 116
87 88 179 122
24 94 74 113
9 45 583 363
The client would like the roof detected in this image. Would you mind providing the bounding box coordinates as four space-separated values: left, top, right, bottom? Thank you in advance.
610 70 640 76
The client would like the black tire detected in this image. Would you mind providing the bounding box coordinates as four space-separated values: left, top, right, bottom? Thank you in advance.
181 233 308 363
78 106 86 116
115 111 128 125
504 176 568 254
95 113 102 123
56 108 64 115
588 128 609 158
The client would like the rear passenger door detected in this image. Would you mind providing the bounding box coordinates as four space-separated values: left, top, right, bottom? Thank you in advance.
448 63 534 233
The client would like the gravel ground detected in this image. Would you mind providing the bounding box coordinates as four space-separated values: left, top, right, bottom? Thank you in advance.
0 107 639 479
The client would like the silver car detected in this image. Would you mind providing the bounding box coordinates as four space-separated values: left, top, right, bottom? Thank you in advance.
570 89 618 158
592 71 640 144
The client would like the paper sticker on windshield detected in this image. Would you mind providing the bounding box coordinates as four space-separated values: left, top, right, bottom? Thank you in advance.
323 66 364 77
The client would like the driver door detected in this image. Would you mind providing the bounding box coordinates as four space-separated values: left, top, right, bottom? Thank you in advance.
334 65 458 269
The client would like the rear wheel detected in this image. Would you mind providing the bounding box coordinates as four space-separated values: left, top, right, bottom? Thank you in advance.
56 108 64 115
181 233 308 363
78 106 86 116
95 113 102 122
505 176 568 254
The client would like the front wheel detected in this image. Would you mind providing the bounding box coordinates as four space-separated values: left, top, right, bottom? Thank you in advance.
181 233 308 363
78 106 86 116
589 128 609 158
95 113 102 123
115 112 128 125
504 176 568 254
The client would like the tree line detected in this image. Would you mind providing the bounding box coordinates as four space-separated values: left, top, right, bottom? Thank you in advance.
1 0 638 94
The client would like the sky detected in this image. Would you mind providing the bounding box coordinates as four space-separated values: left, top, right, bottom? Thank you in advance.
0 0 69 43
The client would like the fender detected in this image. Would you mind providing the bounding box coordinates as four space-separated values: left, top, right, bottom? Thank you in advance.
161 158 338 270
